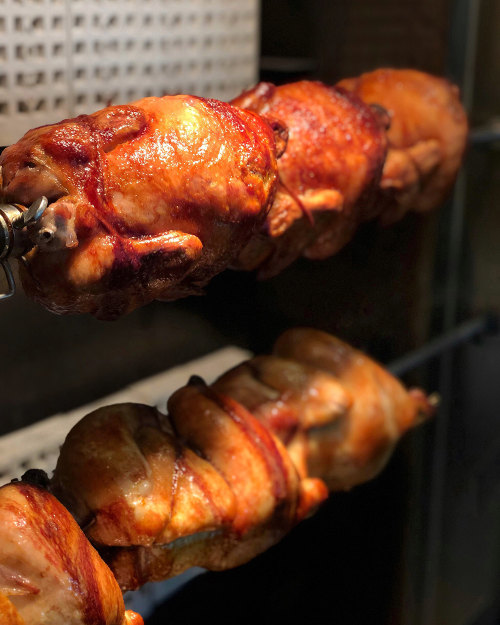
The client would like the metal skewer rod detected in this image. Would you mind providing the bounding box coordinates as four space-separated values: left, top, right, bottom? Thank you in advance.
388 313 498 377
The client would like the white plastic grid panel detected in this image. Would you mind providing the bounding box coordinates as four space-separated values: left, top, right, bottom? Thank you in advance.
0 0 259 144
0 1 72 142
0 346 249 484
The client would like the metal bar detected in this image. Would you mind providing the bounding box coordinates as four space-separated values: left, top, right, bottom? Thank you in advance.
419 2 482 623
388 314 497 377
469 127 500 146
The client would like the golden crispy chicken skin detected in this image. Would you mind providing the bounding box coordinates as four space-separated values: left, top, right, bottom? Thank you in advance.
0 96 280 318
0 594 24 625
215 328 433 490
0 71 466 317
231 80 387 277
338 68 468 223
51 393 326 589
51 328 431 590
0 481 142 625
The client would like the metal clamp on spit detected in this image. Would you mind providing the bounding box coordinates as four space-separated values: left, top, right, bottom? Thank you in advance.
0 196 47 300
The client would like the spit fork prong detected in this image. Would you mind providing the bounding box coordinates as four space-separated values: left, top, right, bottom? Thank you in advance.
0 196 48 300
13 196 48 230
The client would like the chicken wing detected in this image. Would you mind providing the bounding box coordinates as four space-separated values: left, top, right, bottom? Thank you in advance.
0 96 280 318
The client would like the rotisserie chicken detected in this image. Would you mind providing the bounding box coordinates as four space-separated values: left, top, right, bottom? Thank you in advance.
0 97 281 318
231 80 388 277
338 68 468 223
0 480 142 625
0 69 466 318
215 327 433 491
232 69 468 275
51 390 328 590
50 328 434 590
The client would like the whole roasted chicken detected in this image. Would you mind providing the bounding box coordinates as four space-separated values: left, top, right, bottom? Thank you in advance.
0 96 281 318
215 327 432 491
232 69 468 275
231 80 388 276
51 328 433 590
338 68 468 223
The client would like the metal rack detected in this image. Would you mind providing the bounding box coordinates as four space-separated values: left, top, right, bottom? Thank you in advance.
414 2 500 623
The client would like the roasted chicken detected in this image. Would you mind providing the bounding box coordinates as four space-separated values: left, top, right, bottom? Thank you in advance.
215 327 433 491
0 69 466 318
51 391 327 590
231 80 388 277
0 96 281 318
0 480 142 625
338 68 468 223
51 328 433 590
232 70 467 275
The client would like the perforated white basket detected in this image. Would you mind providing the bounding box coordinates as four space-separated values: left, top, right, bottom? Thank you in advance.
0 346 250 618
0 0 260 145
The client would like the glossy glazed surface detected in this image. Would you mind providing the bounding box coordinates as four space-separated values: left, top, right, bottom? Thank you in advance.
232 80 387 276
0 71 467 315
52 390 324 589
0 96 278 318
0 482 142 625
52 328 431 590
338 68 468 222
